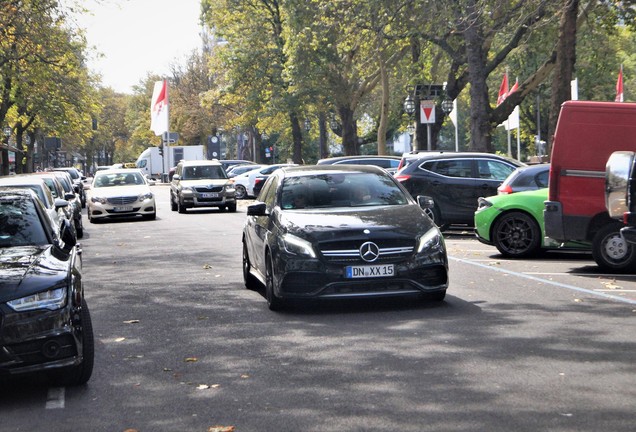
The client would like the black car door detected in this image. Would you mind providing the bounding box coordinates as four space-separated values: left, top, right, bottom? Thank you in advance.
246 175 280 277
474 158 518 199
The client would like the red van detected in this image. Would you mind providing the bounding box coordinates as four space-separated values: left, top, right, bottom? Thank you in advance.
544 100 636 272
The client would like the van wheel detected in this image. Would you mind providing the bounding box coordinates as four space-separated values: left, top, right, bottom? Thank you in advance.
592 223 636 272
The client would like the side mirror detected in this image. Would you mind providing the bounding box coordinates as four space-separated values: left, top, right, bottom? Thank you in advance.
417 195 435 209
172 174 180 181
59 219 77 252
54 198 69 210
605 151 635 219
247 202 268 216
64 192 76 201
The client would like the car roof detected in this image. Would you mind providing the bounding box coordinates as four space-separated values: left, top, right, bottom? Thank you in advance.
280 164 386 176
402 151 524 165
0 175 49 186
94 168 145 175
317 155 401 164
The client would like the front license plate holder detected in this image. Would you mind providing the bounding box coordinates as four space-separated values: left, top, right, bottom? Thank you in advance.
113 206 133 212
345 264 395 278
200 193 219 198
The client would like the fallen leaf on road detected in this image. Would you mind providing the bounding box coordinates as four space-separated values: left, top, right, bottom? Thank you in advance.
208 427 235 432
573 298 583 303
240 374 249 379
203 264 212 269
185 357 198 362
197 384 210 390
115 337 126 342
123 320 140 324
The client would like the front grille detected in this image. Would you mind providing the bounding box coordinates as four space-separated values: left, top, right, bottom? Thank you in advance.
194 186 224 193
107 196 137 205
320 239 415 263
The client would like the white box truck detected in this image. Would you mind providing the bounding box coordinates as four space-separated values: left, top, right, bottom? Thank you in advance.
136 145 205 180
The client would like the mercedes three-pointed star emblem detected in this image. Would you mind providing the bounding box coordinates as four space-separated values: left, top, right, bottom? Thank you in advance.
359 241 380 262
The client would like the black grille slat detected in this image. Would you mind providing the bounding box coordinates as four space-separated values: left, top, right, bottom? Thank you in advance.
194 186 223 193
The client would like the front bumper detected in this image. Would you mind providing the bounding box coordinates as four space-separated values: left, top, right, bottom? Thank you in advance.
0 303 82 375
273 251 448 300
89 198 156 219
181 193 236 209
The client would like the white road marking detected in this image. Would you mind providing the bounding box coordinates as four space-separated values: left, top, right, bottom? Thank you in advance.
450 256 636 305
45 387 65 409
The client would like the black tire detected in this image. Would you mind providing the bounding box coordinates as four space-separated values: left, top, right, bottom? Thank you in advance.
492 211 542 258
265 254 284 311
235 185 247 200
592 223 636 273
242 241 260 290
177 198 186 214
170 194 177 211
54 299 94 386
143 212 156 220
227 202 237 212
76 218 84 238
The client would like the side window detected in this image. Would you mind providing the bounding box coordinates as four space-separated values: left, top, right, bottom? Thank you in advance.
483 160 516 181
427 160 473 178
261 176 279 208
138 160 147 169
536 170 549 188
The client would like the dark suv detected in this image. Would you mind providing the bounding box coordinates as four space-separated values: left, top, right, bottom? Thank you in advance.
395 152 524 228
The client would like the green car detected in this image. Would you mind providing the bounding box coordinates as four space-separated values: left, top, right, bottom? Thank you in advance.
474 188 590 257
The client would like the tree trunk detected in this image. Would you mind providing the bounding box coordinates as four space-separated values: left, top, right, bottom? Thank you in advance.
290 112 303 164
463 1 492 153
547 0 579 158
377 55 389 155
339 106 358 156
318 112 328 159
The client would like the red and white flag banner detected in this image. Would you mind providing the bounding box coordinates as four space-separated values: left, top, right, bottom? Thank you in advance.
497 73 509 106
615 66 624 103
150 80 169 136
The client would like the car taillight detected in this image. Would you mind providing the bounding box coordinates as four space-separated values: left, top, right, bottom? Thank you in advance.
394 174 411 182
497 184 513 195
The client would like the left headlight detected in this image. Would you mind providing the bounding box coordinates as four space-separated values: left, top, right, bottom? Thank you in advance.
225 184 235 192
281 233 316 258
7 287 67 312
90 196 107 204
139 192 154 201
417 227 443 254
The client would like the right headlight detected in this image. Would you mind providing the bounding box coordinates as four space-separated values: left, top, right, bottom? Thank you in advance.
7 287 67 312
90 196 107 204
417 227 443 254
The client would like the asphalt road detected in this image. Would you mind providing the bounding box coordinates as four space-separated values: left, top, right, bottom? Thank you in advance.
1 184 635 432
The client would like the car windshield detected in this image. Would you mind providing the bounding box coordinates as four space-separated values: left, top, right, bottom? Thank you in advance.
280 172 408 210
94 172 145 188
0 197 48 247
181 165 227 180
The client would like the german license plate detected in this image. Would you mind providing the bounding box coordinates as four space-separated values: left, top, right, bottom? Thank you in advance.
200 192 219 198
345 264 394 278
113 206 133 212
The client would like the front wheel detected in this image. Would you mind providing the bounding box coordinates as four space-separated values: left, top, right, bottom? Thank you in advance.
492 212 541 258
177 197 186 214
242 242 259 290
227 202 237 212
235 185 247 200
170 194 177 211
265 254 284 311
52 299 94 386
592 223 636 273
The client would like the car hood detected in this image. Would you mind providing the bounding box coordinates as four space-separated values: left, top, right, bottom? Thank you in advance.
89 185 151 197
278 204 437 242
0 246 70 303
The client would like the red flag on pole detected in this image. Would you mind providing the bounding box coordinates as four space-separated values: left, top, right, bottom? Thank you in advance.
508 78 519 96
615 66 624 102
497 73 509 106
150 80 169 135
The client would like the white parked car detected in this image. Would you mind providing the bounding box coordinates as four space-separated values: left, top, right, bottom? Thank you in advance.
233 164 297 199
87 169 156 223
